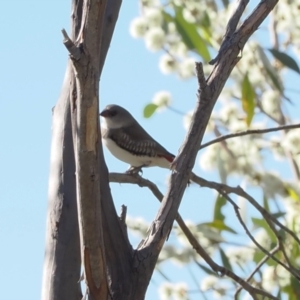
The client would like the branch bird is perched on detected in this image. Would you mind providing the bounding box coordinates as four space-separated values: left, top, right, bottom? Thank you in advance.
100 104 175 173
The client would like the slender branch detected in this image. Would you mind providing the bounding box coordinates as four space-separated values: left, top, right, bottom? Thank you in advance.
109 173 277 300
211 184 290 274
234 245 280 298
190 173 300 281
210 0 250 65
212 125 236 159
235 186 300 246
199 123 300 150
226 0 249 37
109 172 163 200
168 106 185 116
260 212 297 274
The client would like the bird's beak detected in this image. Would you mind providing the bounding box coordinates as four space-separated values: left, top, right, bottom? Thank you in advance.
99 109 109 117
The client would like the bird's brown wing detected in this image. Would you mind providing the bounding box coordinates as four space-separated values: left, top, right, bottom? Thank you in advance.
105 121 175 161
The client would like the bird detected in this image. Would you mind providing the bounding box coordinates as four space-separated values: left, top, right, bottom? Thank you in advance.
100 104 175 173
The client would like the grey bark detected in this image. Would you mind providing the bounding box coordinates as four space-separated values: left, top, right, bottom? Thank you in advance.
42 64 81 300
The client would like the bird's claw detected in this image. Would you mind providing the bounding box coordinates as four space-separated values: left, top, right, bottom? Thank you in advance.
126 165 144 175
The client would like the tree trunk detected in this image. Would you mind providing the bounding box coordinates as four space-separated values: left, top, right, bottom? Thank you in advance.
42 64 81 300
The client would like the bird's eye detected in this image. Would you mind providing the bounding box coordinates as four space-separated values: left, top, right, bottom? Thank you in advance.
109 110 117 117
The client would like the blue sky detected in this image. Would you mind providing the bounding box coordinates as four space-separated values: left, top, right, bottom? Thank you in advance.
2 1 300 300
0 1 215 299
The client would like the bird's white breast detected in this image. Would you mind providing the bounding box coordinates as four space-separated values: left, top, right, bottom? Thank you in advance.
101 119 171 169
102 137 171 169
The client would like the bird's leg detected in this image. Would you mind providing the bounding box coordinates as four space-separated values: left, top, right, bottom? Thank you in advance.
126 165 146 175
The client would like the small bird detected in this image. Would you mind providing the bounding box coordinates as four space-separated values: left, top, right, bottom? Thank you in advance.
100 104 175 173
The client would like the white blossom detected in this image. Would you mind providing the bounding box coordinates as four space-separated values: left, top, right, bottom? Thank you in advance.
152 91 172 111
141 0 160 6
262 266 276 292
173 282 188 300
219 102 239 123
199 144 219 171
144 8 163 27
182 4 203 23
200 275 218 291
129 17 148 38
225 247 254 265
261 90 281 120
169 42 188 57
159 282 173 300
258 171 287 198
178 57 196 79
145 27 165 51
282 128 300 155
159 54 178 74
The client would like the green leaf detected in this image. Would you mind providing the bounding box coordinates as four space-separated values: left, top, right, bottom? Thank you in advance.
199 12 212 46
216 148 227 184
143 103 158 118
241 73 255 126
268 49 300 74
213 194 226 222
285 185 300 201
270 211 286 219
290 276 300 297
265 67 284 93
263 194 270 212
219 248 233 271
253 248 277 266
257 46 283 93
194 261 217 275
252 217 277 243
163 8 211 62
203 220 237 234
253 249 265 264
197 223 225 242
221 0 229 7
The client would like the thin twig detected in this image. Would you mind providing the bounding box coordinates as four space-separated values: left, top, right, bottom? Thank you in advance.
261 214 297 274
190 173 300 280
235 186 300 246
109 172 277 300
210 0 249 65
215 187 291 276
199 123 300 150
234 245 280 298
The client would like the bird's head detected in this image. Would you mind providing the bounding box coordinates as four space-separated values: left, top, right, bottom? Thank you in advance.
100 104 135 129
